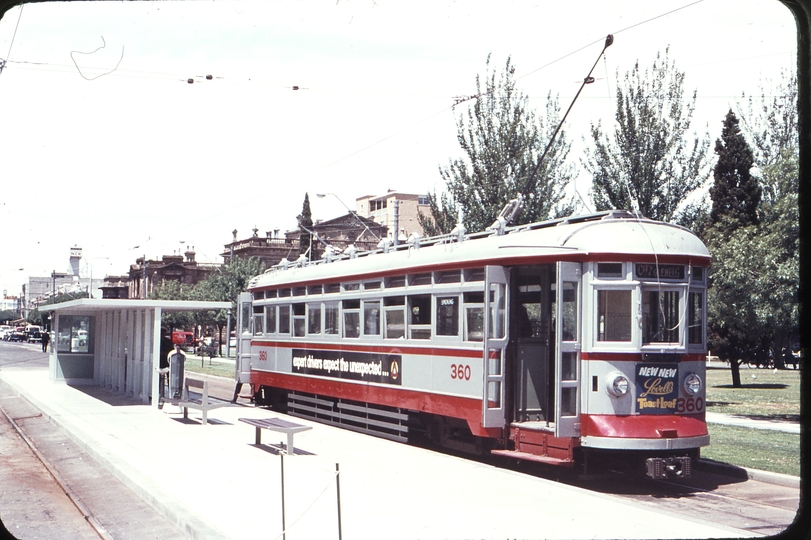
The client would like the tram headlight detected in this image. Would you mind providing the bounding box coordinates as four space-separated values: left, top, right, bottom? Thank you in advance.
606 372 630 397
684 373 702 395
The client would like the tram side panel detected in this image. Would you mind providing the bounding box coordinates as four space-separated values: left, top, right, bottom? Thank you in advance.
250 341 490 435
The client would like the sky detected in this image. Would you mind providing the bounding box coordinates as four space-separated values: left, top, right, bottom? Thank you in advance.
0 0 797 298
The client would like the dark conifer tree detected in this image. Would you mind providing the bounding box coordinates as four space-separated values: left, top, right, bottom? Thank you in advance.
709 110 760 230
297 193 314 256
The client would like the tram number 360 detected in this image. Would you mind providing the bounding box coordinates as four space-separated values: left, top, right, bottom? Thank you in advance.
451 364 471 381
676 397 704 413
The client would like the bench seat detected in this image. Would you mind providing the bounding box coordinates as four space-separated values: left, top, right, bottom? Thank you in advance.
239 417 312 455
165 378 230 425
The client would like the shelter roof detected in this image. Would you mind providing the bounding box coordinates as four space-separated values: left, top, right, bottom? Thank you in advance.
38 299 230 313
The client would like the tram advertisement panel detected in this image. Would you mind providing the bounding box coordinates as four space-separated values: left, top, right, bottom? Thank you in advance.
635 363 679 414
292 348 402 386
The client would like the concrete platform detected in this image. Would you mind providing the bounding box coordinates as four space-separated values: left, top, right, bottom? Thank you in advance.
0 367 754 539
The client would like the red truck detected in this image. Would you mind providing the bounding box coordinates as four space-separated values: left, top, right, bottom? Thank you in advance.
171 331 194 350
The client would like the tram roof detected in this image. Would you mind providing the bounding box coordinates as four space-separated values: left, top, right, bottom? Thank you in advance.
249 210 711 290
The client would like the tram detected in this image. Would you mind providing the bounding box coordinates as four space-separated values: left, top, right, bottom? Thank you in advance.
236 209 710 479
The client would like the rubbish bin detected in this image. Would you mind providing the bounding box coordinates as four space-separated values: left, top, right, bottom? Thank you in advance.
169 349 186 399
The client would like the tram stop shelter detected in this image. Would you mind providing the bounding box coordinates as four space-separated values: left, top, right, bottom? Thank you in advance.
39 299 231 408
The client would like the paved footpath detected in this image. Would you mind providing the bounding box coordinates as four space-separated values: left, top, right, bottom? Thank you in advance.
0 366 755 540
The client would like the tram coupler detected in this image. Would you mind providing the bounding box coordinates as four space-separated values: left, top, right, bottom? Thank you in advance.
646 456 692 479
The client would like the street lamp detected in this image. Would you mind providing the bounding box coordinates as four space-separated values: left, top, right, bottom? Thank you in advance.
316 192 381 241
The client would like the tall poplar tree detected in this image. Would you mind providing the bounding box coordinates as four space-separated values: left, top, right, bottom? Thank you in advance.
709 110 761 229
582 48 709 222
420 55 575 236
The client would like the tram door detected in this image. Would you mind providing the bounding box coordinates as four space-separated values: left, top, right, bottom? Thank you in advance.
235 292 252 390
482 266 509 429
511 265 554 423
554 262 581 438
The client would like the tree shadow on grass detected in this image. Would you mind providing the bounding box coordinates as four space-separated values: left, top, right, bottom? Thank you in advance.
712 383 788 389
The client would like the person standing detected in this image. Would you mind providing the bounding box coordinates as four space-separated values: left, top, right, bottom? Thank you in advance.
40 331 50 353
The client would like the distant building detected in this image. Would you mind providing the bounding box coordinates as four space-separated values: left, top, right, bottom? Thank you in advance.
356 190 432 241
222 216 386 268
99 276 130 299
127 249 219 300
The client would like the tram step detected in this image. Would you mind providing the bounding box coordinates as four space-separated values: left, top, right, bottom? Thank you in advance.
491 449 575 467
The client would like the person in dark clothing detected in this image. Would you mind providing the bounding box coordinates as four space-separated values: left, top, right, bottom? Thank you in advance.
41 331 50 352
158 328 173 399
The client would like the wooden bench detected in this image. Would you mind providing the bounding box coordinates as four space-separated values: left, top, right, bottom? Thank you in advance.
165 378 231 425
239 417 312 455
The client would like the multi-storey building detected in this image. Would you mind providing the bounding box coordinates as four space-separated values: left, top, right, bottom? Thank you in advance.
355 190 432 241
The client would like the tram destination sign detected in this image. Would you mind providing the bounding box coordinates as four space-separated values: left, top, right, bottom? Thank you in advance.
635 263 685 280
292 348 402 386
635 363 679 414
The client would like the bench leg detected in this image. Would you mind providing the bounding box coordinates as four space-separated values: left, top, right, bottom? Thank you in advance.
255 427 262 446
183 407 188 420
202 409 208 426
286 433 294 456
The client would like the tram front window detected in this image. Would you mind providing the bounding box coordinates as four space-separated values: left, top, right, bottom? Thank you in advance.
597 290 632 342
642 290 679 344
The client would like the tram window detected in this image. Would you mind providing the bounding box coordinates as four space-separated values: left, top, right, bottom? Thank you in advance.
266 306 277 334
292 304 305 337
463 291 485 342
436 270 461 284
307 303 322 335
278 305 290 334
692 266 705 284
409 295 432 339
597 262 623 279
436 296 459 336
386 276 406 288
465 307 484 341
464 268 485 282
560 387 577 416
688 292 704 345
324 302 339 335
308 284 323 295
265 290 277 299
561 351 577 380
363 301 381 336
279 288 291 298
253 313 264 336
384 296 405 339
325 283 341 294
343 299 360 338
560 282 577 341
343 282 360 292
253 291 264 301
364 280 381 290
642 290 679 344
489 283 506 339
409 273 432 286
293 286 306 297
597 290 632 341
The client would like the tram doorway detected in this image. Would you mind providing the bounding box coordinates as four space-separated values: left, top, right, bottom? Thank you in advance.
511 264 555 423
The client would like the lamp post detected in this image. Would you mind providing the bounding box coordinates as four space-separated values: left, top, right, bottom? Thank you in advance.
316 193 381 241
89 257 109 299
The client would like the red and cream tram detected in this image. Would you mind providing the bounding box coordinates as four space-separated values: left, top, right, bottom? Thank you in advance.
238 210 710 478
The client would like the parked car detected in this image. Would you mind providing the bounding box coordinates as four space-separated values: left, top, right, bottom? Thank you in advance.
26 325 43 343
8 327 27 342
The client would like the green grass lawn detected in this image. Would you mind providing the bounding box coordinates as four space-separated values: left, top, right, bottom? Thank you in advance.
183 355 236 379
704 365 801 476
701 424 800 477
705 366 801 421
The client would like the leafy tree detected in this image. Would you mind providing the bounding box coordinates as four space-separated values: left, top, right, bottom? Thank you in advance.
190 257 266 355
297 193 313 256
0 310 18 324
706 150 798 386
148 279 193 330
737 70 798 169
709 110 761 229
27 291 90 328
420 55 575 235
582 48 710 222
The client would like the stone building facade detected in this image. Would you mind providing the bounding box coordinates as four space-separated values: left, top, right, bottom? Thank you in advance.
355 191 432 241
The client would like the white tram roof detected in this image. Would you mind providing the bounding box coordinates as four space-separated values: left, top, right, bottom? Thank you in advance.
249 210 711 290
